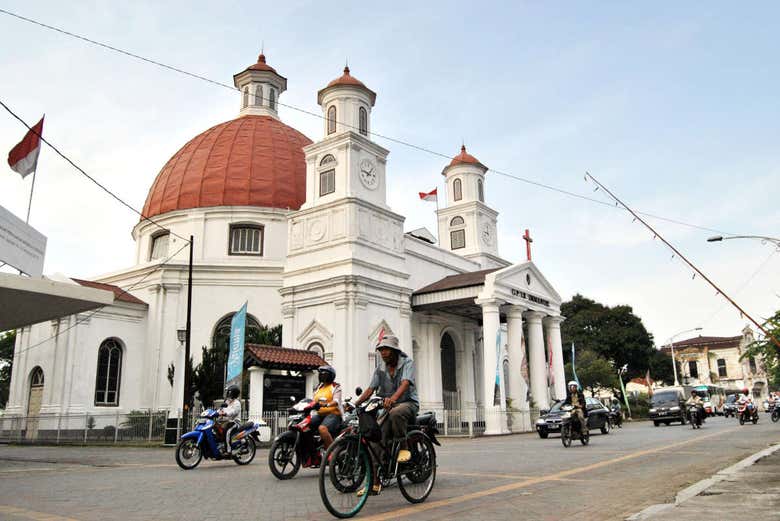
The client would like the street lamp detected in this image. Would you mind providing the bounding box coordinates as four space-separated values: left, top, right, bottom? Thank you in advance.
177 328 187 344
666 327 703 387
707 235 780 248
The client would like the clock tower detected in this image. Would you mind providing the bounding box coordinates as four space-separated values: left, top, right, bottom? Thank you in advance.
437 145 503 268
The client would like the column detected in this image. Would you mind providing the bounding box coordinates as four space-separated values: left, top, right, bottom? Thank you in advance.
506 306 529 431
479 299 508 434
248 366 267 421
459 324 478 419
421 319 443 412
305 370 318 398
169 340 185 417
525 311 549 410
544 316 566 401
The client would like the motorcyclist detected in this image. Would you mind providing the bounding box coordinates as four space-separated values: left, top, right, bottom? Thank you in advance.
610 398 623 426
737 387 756 419
216 384 242 454
685 390 703 424
309 365 343 451
563 381 588 437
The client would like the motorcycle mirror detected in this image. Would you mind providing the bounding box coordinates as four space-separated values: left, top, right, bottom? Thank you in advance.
355 387 363 396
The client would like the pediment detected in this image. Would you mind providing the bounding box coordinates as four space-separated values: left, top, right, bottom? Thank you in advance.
368 320 395 345
296 319 333 344
482 261 562 310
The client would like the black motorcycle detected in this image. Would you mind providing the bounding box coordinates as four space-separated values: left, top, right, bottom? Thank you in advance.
560 405 589 447
609 406 623 428
687 404 702 429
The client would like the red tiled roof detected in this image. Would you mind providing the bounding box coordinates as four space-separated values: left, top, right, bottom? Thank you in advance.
318 66 377 106
414 268 501 296
629 377 649 385
245 53 279 74
442 145 487 175
141 115 312 220
71 278 147 306
245 344 326 370
660 335 742 352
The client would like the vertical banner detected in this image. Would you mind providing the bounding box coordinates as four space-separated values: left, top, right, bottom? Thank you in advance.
571 343 581 388
494 329 502 406
226 302 248 389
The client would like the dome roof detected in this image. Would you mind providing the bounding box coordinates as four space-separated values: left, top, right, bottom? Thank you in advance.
442 145 487 175
246 53 277 73
317 66 376 106
142 115 312 220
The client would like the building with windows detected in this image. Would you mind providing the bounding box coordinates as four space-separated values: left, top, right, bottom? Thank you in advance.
660 327 768 399
6 53 567 435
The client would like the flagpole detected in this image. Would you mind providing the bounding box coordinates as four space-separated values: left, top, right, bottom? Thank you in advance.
435 186 440 244
25 168 37 224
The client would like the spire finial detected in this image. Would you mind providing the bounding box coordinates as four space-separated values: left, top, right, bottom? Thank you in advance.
344 58 350 75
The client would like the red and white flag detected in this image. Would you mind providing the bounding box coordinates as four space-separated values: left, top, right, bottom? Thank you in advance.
8 116 44 178
418 188 437 202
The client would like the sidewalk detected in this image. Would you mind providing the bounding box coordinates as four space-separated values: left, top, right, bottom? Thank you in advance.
627 443 780 520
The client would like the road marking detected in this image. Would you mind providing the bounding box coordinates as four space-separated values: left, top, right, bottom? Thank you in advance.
0 467 57 474
438 470 585 482
360 427 739 521
0 505 81 521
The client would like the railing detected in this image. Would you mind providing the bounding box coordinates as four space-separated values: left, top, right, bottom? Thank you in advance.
432 407 540 436
0 410 169 445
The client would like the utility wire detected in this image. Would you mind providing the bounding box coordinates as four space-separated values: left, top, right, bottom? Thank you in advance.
12 240 191 357
0 7 742 237
0 99 189 243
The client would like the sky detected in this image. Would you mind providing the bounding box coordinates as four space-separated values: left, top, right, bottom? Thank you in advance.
0 1 778 348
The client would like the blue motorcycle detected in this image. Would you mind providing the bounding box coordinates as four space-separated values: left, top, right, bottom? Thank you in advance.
175 409 261 470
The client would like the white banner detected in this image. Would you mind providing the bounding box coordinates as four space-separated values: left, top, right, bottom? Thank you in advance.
0 204 46 277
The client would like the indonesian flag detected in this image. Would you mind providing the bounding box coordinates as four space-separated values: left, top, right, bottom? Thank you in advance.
8 116 44 178
418 188 437 202
645 369 653 396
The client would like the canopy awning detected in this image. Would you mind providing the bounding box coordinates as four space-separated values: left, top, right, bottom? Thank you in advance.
245 344 326 371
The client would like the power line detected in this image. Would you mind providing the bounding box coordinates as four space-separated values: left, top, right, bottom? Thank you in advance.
0 7 742 237
0 99 189 243
13 240 191 357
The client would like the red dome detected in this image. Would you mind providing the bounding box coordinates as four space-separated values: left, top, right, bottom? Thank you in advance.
318 66 376 106
142 115 312 219
442 145 487 175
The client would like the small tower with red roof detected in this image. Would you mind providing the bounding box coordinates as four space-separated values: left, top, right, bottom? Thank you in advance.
233 53 287 119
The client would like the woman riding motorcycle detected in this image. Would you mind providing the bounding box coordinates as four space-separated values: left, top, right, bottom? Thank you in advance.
309 365 343 450
216 384 242 454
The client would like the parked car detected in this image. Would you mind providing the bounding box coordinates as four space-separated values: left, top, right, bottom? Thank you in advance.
649 387 690 426
535 397 611 438
722 394 739 418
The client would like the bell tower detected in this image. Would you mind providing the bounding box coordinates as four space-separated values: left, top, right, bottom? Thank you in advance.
233 53 286 119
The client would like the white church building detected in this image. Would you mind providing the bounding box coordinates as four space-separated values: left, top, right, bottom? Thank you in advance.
6 52 567 435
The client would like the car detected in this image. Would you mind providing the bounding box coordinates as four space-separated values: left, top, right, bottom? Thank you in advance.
648 387 689 426
535 397 611 438
722 394 738 418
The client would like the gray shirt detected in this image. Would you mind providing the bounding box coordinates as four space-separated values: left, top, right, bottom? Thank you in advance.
369 352 419 406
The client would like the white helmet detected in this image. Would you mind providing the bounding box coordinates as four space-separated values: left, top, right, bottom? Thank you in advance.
568 380 579 389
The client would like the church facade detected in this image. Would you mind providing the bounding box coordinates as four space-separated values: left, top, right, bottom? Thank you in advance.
6 53 566 435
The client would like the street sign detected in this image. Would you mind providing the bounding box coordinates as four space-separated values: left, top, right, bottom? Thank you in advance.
0 203 46 277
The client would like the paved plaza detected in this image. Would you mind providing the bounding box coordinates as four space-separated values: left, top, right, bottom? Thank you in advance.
0 417 778 520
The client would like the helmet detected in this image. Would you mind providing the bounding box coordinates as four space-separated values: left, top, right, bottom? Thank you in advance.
568 380 579 389
691 390 698 397
743 388 750 395
318 365 336 384
226 385 240 400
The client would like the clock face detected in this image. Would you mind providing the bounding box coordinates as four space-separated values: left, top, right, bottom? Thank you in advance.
359 158 378 189
481 223 493 246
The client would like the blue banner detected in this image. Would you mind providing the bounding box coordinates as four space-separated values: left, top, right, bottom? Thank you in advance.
226 302 248 388
494 329 502 406
571 342 581 389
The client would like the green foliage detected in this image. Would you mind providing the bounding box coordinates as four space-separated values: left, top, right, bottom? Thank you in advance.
742 310 780 388
0 330 16 409
627 393 651 419
561 294 657 381
565 349 618 394
120 410 166 439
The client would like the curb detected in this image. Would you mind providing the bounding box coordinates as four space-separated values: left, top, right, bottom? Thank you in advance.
626 442 780 521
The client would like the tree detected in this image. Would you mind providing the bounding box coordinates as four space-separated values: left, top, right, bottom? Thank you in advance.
561 294 657 381
564 349 618 394
742 310 780 388
0 330 16 409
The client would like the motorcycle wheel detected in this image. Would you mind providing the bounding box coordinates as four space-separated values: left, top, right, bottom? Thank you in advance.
752 414 759 425
772 410 780 423
739 414 745 425
175 439 202 470
269 435 301 479
561 424 572 448
601 420 610 435
580 430 590 446
233 437 256 465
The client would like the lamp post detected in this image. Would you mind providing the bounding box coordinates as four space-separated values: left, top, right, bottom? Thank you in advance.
707 235 780 249
666 327 703 387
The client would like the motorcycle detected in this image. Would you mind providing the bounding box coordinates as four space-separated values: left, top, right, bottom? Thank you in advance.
609 406 623 428
268 395 357 480
560 404 589 447
738 402 759 425
687 404 702 429
175 409 260 470
772 406 780 423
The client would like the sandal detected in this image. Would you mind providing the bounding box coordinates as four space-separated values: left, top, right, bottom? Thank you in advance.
357 484 382 497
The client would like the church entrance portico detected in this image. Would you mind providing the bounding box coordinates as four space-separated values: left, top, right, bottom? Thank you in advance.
412 261 564 435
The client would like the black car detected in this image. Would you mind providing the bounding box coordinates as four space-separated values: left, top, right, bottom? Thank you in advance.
649 388 688 426
535 397 611 438
722 394 739 418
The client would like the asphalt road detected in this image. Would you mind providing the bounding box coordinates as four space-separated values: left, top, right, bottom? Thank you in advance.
0 416 778 521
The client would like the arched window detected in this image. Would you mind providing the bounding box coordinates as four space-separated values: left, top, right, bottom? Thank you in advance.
307 342 324 357
95 339 122 406
450 216 466 250
229 223 264 255
269 88 276 110
359 107 368 136
320 154 336 166
450 216 464 226
254 85 263 106
242 87 249 108
749 357 757 374
453 178 462 201
478 179 484 202
149 232 170 261
327 106 337 134
31 367 44 387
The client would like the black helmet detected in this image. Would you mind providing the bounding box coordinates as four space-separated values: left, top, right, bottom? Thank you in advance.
226 385 240 400
318 365 336 384
691 390 697 397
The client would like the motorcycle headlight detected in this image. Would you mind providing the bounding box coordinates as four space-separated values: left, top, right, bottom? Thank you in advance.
670 406 680 411
649 408 657 413
535 418 546 425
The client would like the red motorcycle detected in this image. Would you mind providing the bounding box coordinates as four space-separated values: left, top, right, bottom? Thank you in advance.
738 402 759 425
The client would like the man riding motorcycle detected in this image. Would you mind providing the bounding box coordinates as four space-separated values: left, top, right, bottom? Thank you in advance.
685 390 704 424
563 381 588 437
354 334 419 496
216 384 241 454
309 365 343 451
737 387 757 420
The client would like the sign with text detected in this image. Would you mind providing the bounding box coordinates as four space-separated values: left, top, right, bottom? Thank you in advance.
226 302 248 389
0 204 46 277
511 288 550 308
